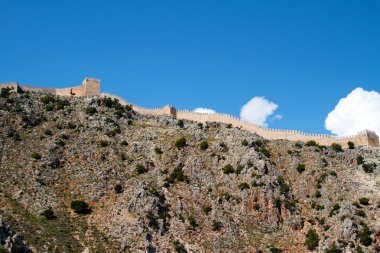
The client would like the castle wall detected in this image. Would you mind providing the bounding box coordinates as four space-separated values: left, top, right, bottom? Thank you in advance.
0 82 19 93
3 83 378 148
100 93 379 148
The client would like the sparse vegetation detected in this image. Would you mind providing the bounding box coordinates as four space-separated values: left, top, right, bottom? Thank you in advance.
359 197 369 206
277 176 290 194
235 164 244 174
70 200 91 214
331 143 343 152
114 184 123 193
187 215 198 229
173 240 187 253
306 140 319 147
31 152 42 160
356 155 364 165
223 164 235 174
239 182 250 191
362 163 376 173
358 224 373 246
85 106 97 115
40 208 56 220
329 203 340 217
347 141 355 149
305 229 319 250
175 137 187 149
135 164 147 174
98 140 109 147
200 140 209 150
154 147 163 154
212 220 222 231
242 139 249 146
296 164 305 173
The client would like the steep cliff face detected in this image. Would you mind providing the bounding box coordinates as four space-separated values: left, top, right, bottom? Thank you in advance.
0 90 379 253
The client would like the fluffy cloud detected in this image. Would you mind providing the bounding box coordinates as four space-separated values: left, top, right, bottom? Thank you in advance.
193 107 216 114
325 87 380 136
240 96 281 127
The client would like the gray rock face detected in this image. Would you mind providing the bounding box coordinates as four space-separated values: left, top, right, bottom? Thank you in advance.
0 215 32 253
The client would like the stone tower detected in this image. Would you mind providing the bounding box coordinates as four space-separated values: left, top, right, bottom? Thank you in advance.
82 78 100 96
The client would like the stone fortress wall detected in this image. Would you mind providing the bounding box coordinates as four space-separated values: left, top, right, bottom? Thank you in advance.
0 78 100 97
1 78 378 147
101 92 380 148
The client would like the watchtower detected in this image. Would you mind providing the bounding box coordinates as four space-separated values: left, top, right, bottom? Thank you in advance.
82 78 100 96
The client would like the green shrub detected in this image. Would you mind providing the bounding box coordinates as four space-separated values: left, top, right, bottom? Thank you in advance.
356 155 364 165
40 208 56 220
239 182 250 191
55 139 65 147
225 123 232 129
114 184 123 193
362 163 376 173
56 99 70 110
173 240 187 253
212 220 222 231
120 140 128 146
60 134 68 140
311 202 324 210
352 202 362 208
325 242 341 253
331 143 343 152
203 206 212 215
359 197 369 206
98 140 109 147
41 94 54 104
269 246 283 253
67 122 76 129
347 141 355 149
235 164 244 174
46 105 54 111
85 107 97 115
259 147 271 158
277 176 290 194
356 209 366 217
0 88 11 98
358 224 373 246
44 129 53 136
175 137 187 149
329 203 340 217
165 166 188 185
223 164 234 174
200 140 209 150
31 152 42 160
315 190 322 198
70 200 91 214
197 123 203 129
135 164 147 174
305 229 319 250
177 120 184 128
306 140 319 147
296 164 305 173
154 147 163 154
188 215 198 228
241 139 249 146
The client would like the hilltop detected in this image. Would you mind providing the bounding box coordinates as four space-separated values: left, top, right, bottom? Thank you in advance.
0 89 380 253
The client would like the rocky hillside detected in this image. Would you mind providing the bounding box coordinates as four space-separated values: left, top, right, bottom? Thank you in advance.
0 89 379 253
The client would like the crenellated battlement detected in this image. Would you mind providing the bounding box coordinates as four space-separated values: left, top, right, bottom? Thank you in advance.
99 92 379 148
1 79 378 147
0 78 100 97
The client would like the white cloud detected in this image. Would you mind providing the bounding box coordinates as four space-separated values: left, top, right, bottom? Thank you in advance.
240 96 281 127
193 107 216 114
325 87 380 136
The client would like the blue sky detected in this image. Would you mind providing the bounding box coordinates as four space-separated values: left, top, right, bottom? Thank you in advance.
1 0 379 134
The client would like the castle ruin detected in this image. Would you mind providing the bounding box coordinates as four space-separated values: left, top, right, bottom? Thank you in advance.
1 78 379 148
